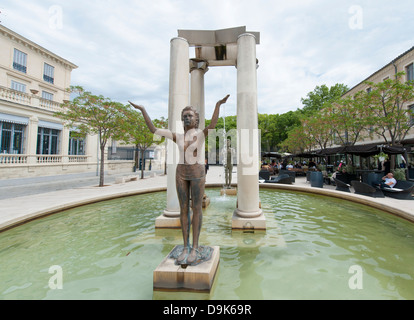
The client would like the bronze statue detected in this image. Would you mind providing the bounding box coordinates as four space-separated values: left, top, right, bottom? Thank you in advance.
129 95 229 265
224 139 235 188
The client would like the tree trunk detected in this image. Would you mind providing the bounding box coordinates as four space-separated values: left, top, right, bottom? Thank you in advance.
390 154 396 173
140 149 145 179
99 145 105 187
134 146 139 169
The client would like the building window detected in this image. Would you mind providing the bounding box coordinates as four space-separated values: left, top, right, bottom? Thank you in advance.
69 132 85 155
13 49 27 73
37 127 59 155
0 121 24 154
43 63 55 84
42 91 54 101
406 63 414 82
409 104 414 126
10 80 26 93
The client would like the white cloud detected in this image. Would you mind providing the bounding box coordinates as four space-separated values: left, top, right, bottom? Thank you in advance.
1 0 414 119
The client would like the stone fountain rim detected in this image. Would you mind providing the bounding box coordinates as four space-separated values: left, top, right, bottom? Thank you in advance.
0 182 412 233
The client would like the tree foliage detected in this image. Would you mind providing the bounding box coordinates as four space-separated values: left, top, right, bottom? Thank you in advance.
363 72 414 145
280 125 312 154
301 115 332 151
116 107 167 179
258 112 301 152
300 83 349 116
55 86 129 186
282 74 414 163
281 83 349 153
323 91 369 146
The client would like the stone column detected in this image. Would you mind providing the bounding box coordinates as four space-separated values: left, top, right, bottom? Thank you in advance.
190 59 208 128
190 59 210 207
61 127 70 164
233 33 265 229
162 37 190 219
26 116 38 165
86 133 99 163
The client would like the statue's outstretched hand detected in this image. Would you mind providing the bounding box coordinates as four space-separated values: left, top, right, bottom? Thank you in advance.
218 94 230 105
128 101 144 112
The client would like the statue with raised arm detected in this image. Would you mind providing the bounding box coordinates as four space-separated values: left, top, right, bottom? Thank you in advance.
129 95 229 266
224 139 235 188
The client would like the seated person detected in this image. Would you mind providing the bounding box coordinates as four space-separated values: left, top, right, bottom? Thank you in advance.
330 170 338 183
376 172 397 189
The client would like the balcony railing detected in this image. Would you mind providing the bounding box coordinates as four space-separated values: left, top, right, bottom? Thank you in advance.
0 86 31 105
39 97 62 111
43 74 54 84
0 86 62 112
36 155 62 163
68 155 89 163
13 62 27 73
0 154 90 165
0 154 27 164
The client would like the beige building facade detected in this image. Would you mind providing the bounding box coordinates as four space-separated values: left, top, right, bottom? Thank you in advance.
341 45 414 173
0 25 164 179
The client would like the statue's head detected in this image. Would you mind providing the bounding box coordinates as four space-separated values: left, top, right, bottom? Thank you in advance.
181 106 200 128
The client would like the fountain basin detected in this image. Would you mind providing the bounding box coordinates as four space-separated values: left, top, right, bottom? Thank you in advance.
1 188 414 300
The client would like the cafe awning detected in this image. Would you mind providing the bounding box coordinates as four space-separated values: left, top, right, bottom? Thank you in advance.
262 152 283 158
315 143 406 157
291 152 322 158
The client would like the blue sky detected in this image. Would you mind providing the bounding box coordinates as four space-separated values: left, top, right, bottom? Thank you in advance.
1 0 413 119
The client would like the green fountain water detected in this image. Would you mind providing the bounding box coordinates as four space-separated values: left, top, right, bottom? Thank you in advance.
1 188 413 299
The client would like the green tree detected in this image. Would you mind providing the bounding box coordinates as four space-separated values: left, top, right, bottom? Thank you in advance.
280 125 313 154
364 72 414 146
258 112 301 152
55 86 128 187
116 107 166 179
300 83 349 115
301 114 332 151
323 91 369 146
276 111 301 145
205 115 237 131
258 113 275 152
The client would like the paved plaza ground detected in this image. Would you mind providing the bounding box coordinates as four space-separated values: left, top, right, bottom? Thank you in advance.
0 165 413 231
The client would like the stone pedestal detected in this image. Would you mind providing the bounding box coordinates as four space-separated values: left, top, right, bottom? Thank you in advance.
153 245 220 292
202 195 210 208
220 187 237 195
155 215 181 229
231 212 266 230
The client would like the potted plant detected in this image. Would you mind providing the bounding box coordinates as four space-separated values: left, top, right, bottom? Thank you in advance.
392 168 406 181
345 164 356 174
373 152 389 162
